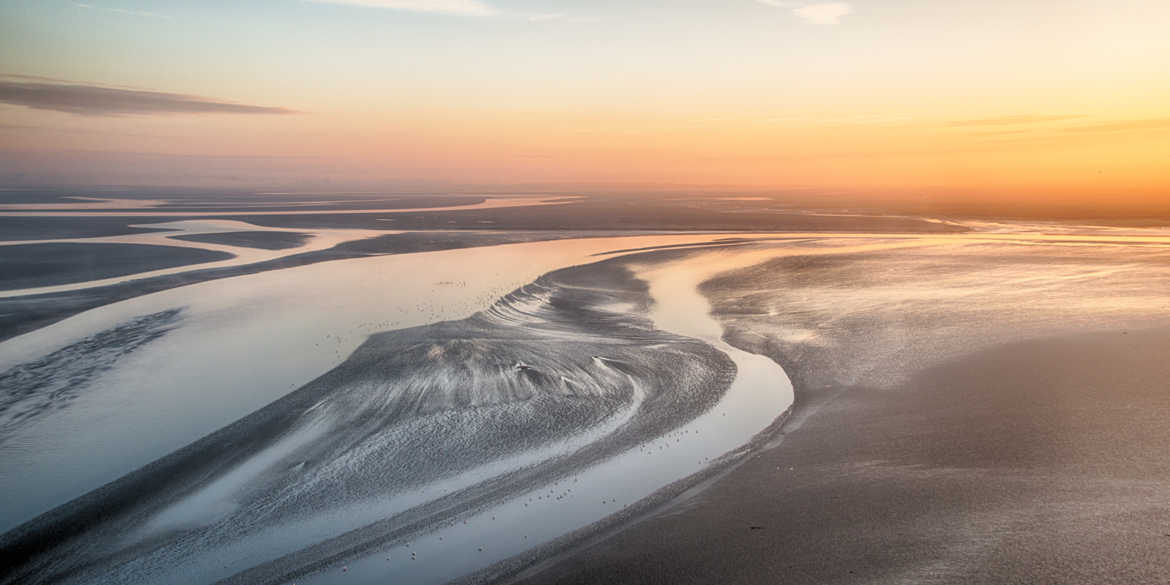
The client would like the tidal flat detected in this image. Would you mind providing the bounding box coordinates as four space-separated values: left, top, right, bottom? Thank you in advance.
2 194 1169 585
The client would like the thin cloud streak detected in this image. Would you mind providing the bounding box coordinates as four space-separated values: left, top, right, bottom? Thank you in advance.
792 2 853 25
305 0 496 17
526 13 600 24
0 77 296 116
73 2 172 19
948 115 1170 135
1062 117 1170 133
756 1 854 25
306 1 594 22
948 114 1086 127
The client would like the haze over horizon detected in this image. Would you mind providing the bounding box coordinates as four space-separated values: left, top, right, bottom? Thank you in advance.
2 0 1168 213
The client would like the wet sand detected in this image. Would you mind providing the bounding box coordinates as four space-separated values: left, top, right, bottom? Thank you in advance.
168 230 312 250
0 243 233 290
0 239 788 585
0 230 618 342
6 232 1170 584
513 326 1170 585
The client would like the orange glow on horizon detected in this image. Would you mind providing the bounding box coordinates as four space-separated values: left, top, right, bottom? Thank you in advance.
1 0 1168 210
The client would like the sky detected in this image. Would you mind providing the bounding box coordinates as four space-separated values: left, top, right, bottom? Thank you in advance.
1 0 1168 207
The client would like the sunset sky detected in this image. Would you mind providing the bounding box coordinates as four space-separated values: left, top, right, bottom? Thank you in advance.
1 0 1168 205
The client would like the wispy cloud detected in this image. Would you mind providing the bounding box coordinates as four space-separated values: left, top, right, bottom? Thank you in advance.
73 2 172 19
525 12 600 24
305 0 497 17
305 1 599 23
948 114 1086 127
950 116 1170 144
0 76 296 116
1063 117 1170 134
756 1 854 25
792 2 853 24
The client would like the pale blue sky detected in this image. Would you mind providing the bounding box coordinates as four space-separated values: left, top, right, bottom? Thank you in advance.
1 0 1167 194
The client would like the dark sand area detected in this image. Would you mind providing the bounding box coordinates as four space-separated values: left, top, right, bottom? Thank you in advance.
0 217 172 240
0 243 232 291
513 327 1170 585
148 194 487 213
7 188 1169 222
169 230 312 250
239 199 964 233
0 195 963 245
0 190 485 212
0 192 81 205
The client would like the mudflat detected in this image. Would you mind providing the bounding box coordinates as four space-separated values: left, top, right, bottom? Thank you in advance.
0 243 232 291
516 326 1170 585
